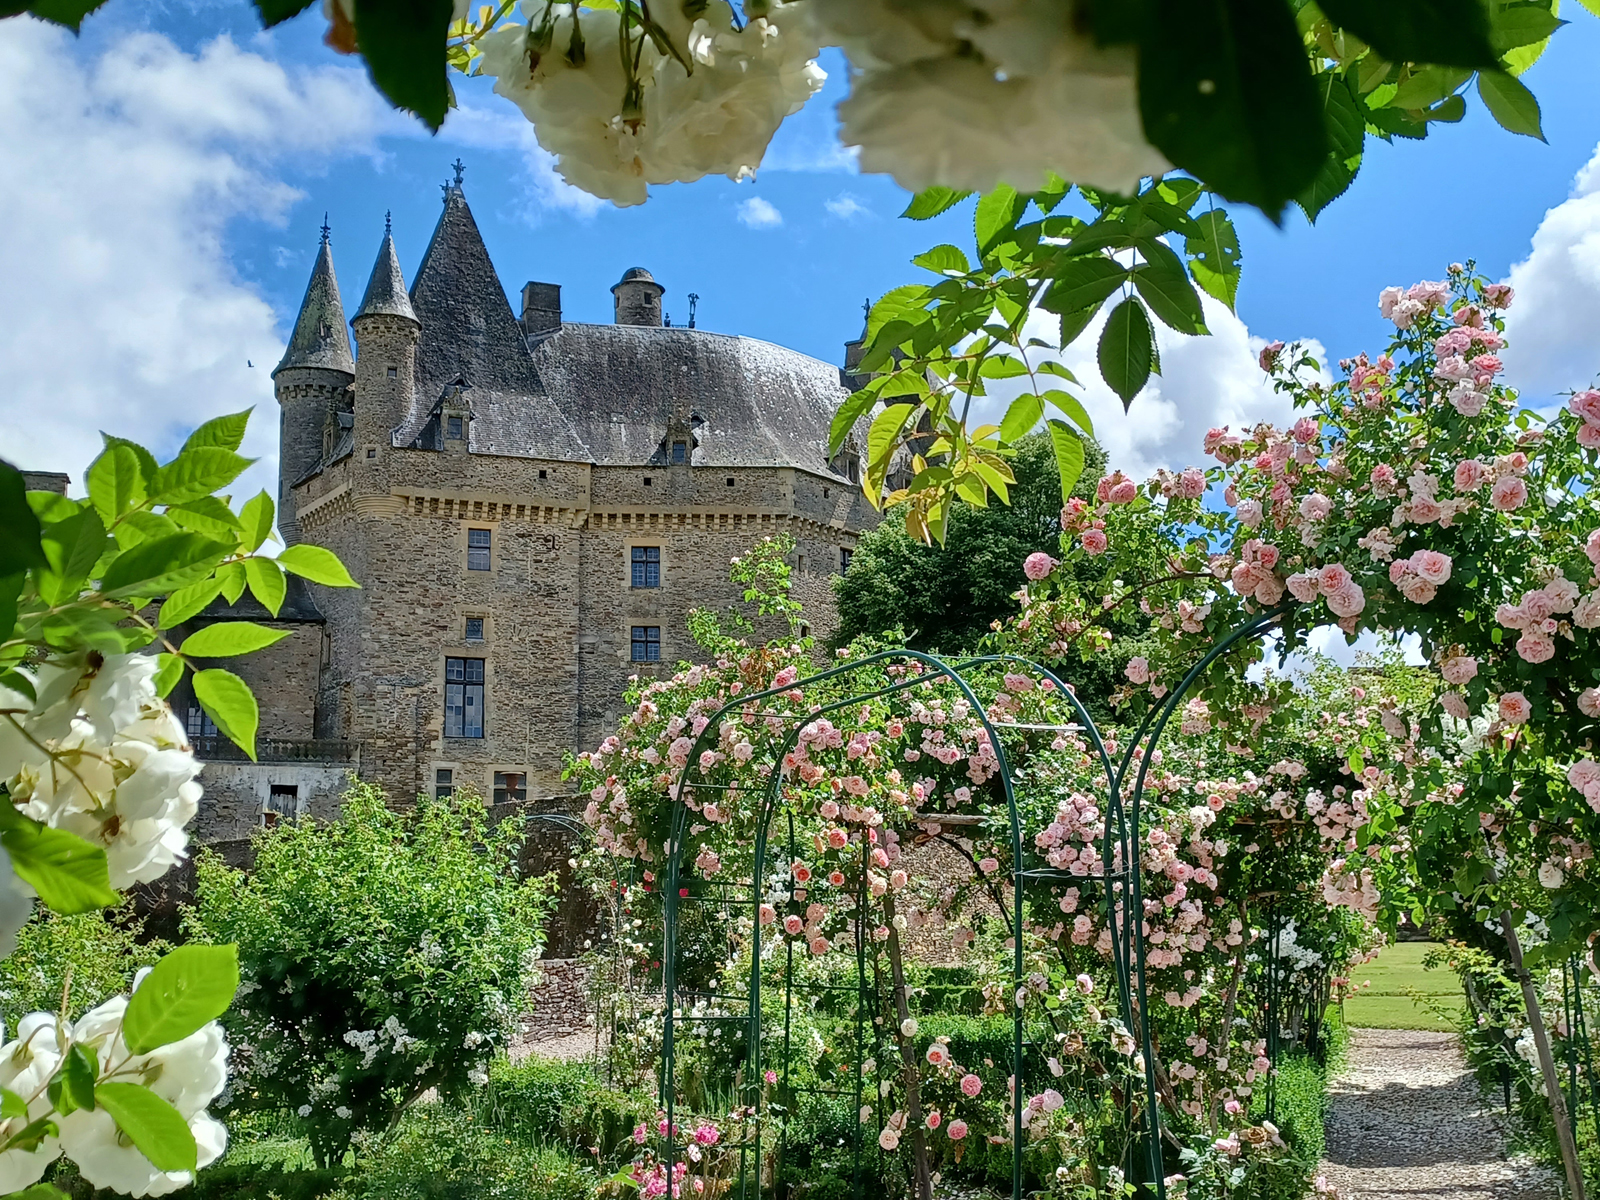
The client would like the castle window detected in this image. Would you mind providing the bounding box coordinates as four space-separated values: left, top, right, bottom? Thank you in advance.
186 705 218 740
840 547 853 574
445 657 485 738
631 626 661 662
823 486 830 498
643 476 652 487
726 477 735 488
539 470 547 479
447 416 464 439
387 367 397 379
493 771 526 804
367 448 376 459
465 617 484 641
672 441 687 464
631 546 660 588
263 784 299 828
467 528 491 571
435 768 454 798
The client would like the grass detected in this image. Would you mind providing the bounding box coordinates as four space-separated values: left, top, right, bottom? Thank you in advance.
1341 940 1463 1031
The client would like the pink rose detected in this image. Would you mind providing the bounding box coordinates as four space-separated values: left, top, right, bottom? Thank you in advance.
1080 529 1107 555
925 1110 942 1130
1409 496 1443 524
1408 280 1449 308
1023 552 1057 581
1378 286 1404 319
1255 574 1286 605
946 1120 968 1141
1258 340 1285 372
1125 657 1151 685
1579 423 1600 450
1472 354 1503 378
809 936 830 955
1317 563 1352 593
960 1074 983 1098
1408 550 1452 586
1236 499 1263 528
783 915 804 935
1448 384 1486 418
1515 633 1555 664
1299 493 1332 521
1441 692 1470 720
1399 576 1437 604
978 857 1000 875
1521 589 1556 622
1568 759 1600 792
1482 283 1513 308
1287 572 1320 603
1440 655 1478 685
1326 582 1366 618
1581 687 1600 718
759 903 776 925
1588 530 1600 568
1490 476 1527 511
925 1046 949 1068
1453 459 1486 491
1498 692 1532 725
1109 480 1138 505
1179 467 1207 499
1569 390 1600 424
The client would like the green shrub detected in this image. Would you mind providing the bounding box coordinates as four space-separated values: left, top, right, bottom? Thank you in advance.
187 785 554 1167
486 1056 654 1167
0 903 167 1021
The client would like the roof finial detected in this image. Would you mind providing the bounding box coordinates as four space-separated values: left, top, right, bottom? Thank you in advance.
687 292 699 329
385 210 392 235
453 158 465 187
320 213 331 245
862 297 871 320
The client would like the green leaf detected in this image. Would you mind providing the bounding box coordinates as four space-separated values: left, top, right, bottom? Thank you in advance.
1041 390 1095 438
999 394 1045 443
866 404 917 471
179 621 290 659
238 491 275 554
1478 70 1544 139
1186 204 1242 310
168 497 243 541
830 391 876 456
192 669 259 759
1298 72 1366 222
94 1083 198 1173
866 286 930 341
899 187 973 220
37 509 107 607
152 654 184 699
244 558 286 617
181 409 251 455
974 185 1024 255
0 462 46 578
215 560 247 605
1098 297 1156 409
99 534 232 600
1042 256 1128 316
1 1119 59 1155
0 1088 27 1120
352 0 455 130
1317 0 1497 68
1139 0 1327 217
0 809 117 913
49 1044 97 1115
276 544 359 588
148 448 252 507
1132 240 1208 334
1045 420 1087 502
1489 0 1563 62
977 356 1029 379
7 1185 70 1200
158 578 224 630
122 945 239 1054
911 244 970 275
85 444 148 529
17 0 110 30
1390 65 1473 109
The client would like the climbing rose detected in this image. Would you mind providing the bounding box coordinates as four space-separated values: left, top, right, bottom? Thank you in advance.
1490 476 1527 511
1236 499 1263 527
1498 692 1532 725
1408 550 1452 586
960 1073 982 1097
878 1128 900 1151
1441 692 1470 720
1080 529 1107 555
1453 459 1486 491
1440 655 1478 685
947 1120 968 1141
1325 582 1366 618
1023 552 1056 581
1580 688 1600 718
1124 657 1150 685
1538 862 1564 889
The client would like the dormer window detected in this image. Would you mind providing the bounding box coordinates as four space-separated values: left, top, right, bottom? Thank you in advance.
447 416 464 439
672 440 688 464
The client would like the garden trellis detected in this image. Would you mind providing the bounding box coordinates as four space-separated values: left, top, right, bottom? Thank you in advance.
652 605 1295 1199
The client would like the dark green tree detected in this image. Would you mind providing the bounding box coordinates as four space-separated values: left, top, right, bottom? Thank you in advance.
832 431 1105 654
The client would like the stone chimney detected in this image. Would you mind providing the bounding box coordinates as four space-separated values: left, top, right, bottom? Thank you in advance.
521 281 561 336
611 267 664 327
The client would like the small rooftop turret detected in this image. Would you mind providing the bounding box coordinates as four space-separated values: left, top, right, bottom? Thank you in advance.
354 215 418 325
612 266 664 327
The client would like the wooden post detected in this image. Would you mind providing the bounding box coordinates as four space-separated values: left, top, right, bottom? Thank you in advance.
1502 911 1588 1200
883 895 933 1200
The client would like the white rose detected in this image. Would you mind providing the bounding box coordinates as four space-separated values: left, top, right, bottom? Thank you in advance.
1538 861 1564 889
0 1014 65 1190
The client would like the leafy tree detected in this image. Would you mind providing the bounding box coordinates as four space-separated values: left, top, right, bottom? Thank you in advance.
832 431 1104 653
186 785 554 1168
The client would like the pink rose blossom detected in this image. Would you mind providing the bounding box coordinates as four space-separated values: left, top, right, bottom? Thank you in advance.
783 915 804 935
1408 550 1452 586
947 1120 968 1141
1299 493 1332 521
1399 576 1437 604
1179 467 1207 498
1579 423 1600 450
978 857 1000 875
1236 499 1263 528
1287 572 1320 603
809 936 830 955
1371 464 1397 489
925 1110 942 1130
1317 564 1352 593
1125 657 1151 685
1440 655 1478 685
1023 552 1057 581
1326 582 1366 618
1498 692 1532 725
1409 280 1449 308
1378 286 1404 319
1482 283 1514 308
1581 688 1600 718
1109 480 1138 505
1515 633 1555 664
960 1073 983 1097
1453 459 1486 491
759 903 776 925
1521 589 1556 622
1258 340 1285 372
1490 476 1527 511
1569 389 1600 424
1080 529 1107 555
1441 692 1471 720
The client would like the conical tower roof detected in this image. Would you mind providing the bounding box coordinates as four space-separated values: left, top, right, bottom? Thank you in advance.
273 232 355 377
355 219 418 324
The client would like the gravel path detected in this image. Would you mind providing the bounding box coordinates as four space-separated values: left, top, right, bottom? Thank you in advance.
1319 1028 1559 1200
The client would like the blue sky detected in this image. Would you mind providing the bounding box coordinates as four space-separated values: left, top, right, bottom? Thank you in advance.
5 1 1600 496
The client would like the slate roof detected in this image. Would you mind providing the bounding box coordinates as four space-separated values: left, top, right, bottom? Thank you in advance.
530 323 850 472
274 238 355 377
355 229 418 323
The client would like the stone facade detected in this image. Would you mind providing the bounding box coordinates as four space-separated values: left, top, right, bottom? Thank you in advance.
192 179 874 832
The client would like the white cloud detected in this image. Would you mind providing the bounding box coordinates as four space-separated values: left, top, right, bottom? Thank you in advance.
976 296 1318 479
737 196 783 229
824 192 870 220
1501 142 1600 404
0 20 397 510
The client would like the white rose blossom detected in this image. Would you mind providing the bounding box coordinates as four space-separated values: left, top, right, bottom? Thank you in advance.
0 1014 66 1191
479 0 823 206
55 984 229 1198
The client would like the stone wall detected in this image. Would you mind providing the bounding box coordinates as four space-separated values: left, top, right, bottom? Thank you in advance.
194 760 355 841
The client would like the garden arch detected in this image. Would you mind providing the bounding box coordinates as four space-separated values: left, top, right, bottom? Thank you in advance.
651 606 1293 1199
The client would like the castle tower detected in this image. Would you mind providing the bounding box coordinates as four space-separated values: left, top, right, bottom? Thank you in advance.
350 215 420 464
272 222 355 543
611 267 664 326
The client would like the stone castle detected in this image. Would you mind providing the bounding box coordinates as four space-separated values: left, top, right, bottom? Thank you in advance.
183 176 876 839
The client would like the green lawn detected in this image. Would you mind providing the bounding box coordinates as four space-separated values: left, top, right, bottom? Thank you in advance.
1340 941 1464 1031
